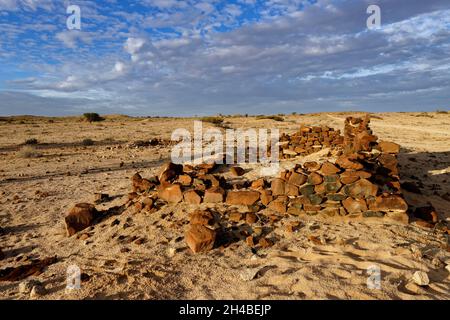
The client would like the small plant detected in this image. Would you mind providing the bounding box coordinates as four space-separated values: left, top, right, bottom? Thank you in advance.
83 113 105 122
82 138 94 146
24 138 38 145
436 109 449 114
18 146 42 158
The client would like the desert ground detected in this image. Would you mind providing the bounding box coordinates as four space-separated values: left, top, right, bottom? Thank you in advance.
0 111 449 300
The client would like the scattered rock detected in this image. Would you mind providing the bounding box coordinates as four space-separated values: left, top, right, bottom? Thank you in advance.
94 193 109 204
19 279 41 294
30 284 46 298
183 189 202 205
185 225 216 253
412 271 430 286
0 256 57 282
65 203 98 236
157 183 183 203
240 267 263 281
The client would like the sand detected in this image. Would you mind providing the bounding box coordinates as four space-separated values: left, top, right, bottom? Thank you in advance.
0 112 449 300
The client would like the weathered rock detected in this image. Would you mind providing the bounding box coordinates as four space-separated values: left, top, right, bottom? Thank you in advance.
324 179 342 194
157 183 183 203
158 162 183 183
177 174 192 186
288 172 308 186
336 155 364 170
271 178 285 196
183 189 202 205
307 193 323 205
203 186 225 203
268 200 287 213
321 162 340 175
299 184 315 196
285 183 299 196
304 161 322 171
258 238 273 248
246 213 258 224
308 172 323 185
412 271 429 286
250 178 265 190
328 193 347 202
230 166 245 176
185 225 216 253
65 203 97 236
127 192 138 201
229 212 244 222
19 280 41 294
343 179 378 199
369 195 408 212
378 141 400 154
340 173 360 184
363 211 385 218
189 210 213 226
342 197 368 213
259 190 273 206
245 236 256 248
378 153 398 176
30 284 46 298
226 190 260 206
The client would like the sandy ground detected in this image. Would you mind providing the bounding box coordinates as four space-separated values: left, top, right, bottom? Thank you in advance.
0 112 449 300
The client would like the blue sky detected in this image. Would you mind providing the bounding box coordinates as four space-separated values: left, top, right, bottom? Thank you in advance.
0 0 449 116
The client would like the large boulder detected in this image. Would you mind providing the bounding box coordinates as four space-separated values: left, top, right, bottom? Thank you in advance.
65 203 98 236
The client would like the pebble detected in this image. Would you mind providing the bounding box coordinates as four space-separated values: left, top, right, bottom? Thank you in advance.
412 271 430 286
19 280 41 294
30 284 46 298
240 267 262 281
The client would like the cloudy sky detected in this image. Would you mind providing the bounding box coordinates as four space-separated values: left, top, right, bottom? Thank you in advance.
0 0 449 116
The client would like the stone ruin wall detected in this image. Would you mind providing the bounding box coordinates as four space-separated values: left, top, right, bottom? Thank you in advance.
64 115 444 254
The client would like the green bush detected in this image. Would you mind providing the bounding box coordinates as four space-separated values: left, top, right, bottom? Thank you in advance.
83 113 104 122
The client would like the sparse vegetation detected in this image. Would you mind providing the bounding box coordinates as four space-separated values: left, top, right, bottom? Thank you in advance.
82 138 95 146
436 110 449 114
17 146 42 158
199 116 224 125
83 113 105 123
24 138 38 145
256 115 284 122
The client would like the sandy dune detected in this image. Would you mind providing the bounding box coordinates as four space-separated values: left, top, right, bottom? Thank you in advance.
0 112 449 300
